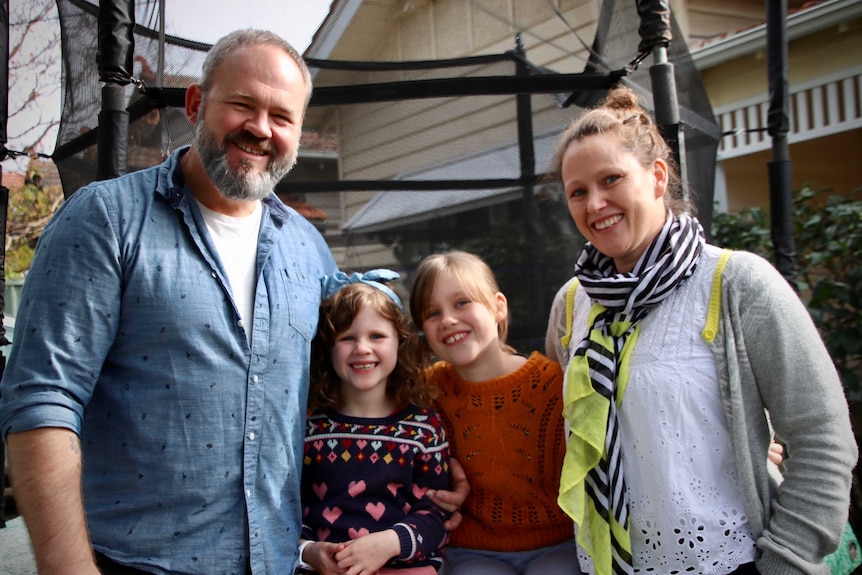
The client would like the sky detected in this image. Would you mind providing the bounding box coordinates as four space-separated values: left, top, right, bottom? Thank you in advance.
3 0 333 172
161 0 332 48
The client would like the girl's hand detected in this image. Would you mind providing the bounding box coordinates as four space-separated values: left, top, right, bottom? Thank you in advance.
335 530 400 575
426 457 470 531
768 440 785 466
304 540 347 575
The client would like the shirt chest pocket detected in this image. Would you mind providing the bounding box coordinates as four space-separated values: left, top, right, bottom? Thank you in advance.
281 269 321 342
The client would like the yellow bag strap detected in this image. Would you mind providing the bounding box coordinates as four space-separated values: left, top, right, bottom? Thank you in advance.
560 279 580 350
702 249 733 343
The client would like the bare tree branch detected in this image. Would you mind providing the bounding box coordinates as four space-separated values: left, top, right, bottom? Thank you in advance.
5 0 62 162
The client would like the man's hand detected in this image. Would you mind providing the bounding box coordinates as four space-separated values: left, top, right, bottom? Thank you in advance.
426 457 470 531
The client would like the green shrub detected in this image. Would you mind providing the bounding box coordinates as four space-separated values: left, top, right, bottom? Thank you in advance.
711 186 862 392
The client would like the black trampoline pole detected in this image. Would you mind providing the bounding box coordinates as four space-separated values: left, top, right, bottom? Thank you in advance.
766 0 798 289
1 0 9 345
96 0 135 180
0 0 9 524
639 0 689 205
649 44 688 206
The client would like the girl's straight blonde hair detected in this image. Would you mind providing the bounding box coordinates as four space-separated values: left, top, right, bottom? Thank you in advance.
409 251 515 353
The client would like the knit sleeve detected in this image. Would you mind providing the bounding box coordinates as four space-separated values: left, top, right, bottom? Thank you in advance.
721 251 857 574
299 417 316 542
393 407 452 563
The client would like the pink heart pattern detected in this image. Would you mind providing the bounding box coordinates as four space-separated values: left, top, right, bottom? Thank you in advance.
348 527 370 539
365 501 386 521
386 482 402 497
348 480 366 497
302 406 451 563
322 506 342 525
312 483 327 500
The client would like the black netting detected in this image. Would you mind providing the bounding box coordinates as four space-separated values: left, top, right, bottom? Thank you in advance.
52 0 719 352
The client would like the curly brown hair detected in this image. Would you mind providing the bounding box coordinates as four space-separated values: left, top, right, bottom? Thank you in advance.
309 282 435 413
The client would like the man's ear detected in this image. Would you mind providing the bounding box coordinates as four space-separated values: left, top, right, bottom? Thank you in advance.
185 83 203 124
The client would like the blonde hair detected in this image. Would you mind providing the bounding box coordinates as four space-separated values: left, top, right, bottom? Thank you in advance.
409 251 515 353
549 85 690 215
310 283 434 413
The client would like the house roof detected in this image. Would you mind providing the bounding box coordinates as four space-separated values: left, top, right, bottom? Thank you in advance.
300 131 338 156
342 128 564 233
1 172 25 191
282 198 328 221
305 0 363 62
2 160 62 192
691 0 862 69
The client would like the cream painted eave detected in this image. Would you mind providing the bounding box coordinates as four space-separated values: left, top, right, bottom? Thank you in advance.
691 0 862 70
304 0 364 69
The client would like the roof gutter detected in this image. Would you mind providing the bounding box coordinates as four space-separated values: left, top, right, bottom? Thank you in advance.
691 0 862 70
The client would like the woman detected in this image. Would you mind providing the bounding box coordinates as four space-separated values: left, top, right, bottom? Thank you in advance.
544 85 856 575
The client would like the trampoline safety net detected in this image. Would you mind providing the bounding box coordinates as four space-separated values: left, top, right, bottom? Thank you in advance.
53 0 719 352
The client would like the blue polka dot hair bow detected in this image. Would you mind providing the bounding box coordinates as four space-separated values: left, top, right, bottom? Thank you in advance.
320 269 402 308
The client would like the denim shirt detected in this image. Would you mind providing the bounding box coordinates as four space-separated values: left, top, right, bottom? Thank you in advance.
0 147 337 574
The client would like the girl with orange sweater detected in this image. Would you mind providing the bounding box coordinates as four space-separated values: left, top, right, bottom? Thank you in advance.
409 251 581 575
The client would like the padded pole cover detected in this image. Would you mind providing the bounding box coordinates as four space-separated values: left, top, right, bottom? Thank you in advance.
97 0 135 84
636 0 671 53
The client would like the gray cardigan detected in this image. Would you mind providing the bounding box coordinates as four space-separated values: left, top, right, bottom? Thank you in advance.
546 246 857 575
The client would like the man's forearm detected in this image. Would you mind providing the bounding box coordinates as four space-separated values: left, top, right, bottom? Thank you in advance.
7 427 100 574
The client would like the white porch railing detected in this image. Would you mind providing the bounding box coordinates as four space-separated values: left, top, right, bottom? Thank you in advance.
714 65 862 160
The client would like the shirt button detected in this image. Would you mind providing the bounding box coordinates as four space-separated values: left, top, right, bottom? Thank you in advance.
211 271 217 278
249 432 256 440
246 489 252 498
238 319 245 328
252 375 259 383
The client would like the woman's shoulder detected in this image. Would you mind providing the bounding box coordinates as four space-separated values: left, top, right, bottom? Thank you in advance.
718 247 790 290
706 247 807 326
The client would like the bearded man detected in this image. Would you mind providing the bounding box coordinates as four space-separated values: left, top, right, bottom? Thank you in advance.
0 29 336 575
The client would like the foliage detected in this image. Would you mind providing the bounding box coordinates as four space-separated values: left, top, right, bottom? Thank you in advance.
3 0 63 281
5 165 65 280
711 185 862 392
710 205 772 259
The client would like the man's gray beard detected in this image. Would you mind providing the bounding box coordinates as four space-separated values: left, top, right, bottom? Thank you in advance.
193 105 298 202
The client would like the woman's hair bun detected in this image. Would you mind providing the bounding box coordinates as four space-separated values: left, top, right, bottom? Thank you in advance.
603 85 640 112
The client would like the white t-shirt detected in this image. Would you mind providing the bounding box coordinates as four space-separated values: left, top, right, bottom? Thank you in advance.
196 199 263 344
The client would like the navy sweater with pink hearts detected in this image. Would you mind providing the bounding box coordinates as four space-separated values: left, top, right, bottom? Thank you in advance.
301 404 451 570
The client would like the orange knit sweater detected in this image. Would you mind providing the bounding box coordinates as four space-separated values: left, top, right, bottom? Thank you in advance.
429 352 573 552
